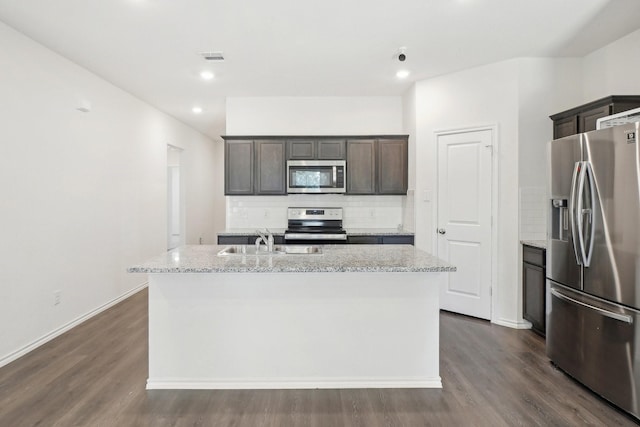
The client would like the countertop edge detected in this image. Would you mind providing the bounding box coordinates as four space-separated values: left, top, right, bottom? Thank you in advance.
128 266 456 274
521 240 547 250
128 244 454 274
218 229 415 236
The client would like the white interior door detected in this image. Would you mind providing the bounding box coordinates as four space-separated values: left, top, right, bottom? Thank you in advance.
437 129 493 319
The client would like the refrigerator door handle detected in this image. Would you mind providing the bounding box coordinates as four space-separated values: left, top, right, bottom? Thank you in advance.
583 162 596 267
569 161 583 265
551 288 633 324
575 161 590 267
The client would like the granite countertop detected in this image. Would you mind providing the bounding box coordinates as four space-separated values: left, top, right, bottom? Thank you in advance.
218 228 286 236
128 244 455 274
521 240 547 250
217 228 414 236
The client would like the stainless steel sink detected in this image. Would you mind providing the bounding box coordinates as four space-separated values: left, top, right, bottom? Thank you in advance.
217 245 283 256
276 245 323 254
217 245 322 256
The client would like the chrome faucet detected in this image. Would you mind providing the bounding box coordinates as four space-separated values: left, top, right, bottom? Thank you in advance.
255 229 274 252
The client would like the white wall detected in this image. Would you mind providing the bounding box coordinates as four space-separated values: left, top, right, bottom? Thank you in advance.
517 58 582 240
402 87 418 232
226 97 403 135
211 138 227 237
408 55 593 326
0 21 219 366
582 28 640 100
412 59 521 326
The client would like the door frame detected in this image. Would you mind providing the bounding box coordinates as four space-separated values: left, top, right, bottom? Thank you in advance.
434 124 499 323
167 144 186 250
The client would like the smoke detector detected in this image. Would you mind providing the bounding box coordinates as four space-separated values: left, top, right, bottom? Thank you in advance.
199 51 225 61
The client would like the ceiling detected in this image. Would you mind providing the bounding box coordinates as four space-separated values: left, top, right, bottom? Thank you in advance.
1 0 639 140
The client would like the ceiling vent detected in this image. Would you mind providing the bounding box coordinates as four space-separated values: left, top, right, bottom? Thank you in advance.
199 51 224 61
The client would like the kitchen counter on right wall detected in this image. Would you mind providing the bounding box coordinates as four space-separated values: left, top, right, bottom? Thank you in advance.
521 240 546 250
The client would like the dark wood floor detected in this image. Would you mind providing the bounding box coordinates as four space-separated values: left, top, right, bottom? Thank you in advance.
1 288 637 427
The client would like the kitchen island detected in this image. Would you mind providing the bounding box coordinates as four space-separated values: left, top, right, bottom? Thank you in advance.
128 244 455 390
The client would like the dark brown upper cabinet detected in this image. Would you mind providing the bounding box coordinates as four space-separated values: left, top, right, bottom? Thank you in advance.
287 139 346 160
224 139 286 195
346 138 408 195
550 95 640 139
377 138 408 195
255 140 286 195
287 139 315 159
224 135 408 196
317 140 346 159
552 116 578 140
346 139 377 194
224 139 254 195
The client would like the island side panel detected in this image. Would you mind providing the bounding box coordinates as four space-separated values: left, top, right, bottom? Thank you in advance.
147 272 442 389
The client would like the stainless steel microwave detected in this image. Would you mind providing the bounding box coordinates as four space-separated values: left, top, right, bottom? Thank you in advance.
287 160 346 194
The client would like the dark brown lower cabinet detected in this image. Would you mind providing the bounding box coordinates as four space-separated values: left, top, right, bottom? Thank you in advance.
523 245 546 336
347 236 380 244
217 235 285 245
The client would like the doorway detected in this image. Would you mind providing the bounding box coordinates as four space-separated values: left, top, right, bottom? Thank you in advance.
167 145 185 250
436 127 495 320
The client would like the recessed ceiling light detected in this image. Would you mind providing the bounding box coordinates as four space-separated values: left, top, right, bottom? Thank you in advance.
200 71 215 80
192 106 203 114
396 70 410 79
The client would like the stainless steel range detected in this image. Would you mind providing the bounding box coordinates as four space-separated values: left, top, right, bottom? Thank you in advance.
284 207 347 243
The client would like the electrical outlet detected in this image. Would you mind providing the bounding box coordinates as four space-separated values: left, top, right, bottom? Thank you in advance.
53 290 61 306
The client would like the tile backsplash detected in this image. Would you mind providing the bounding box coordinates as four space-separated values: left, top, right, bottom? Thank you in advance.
226 194 412 230
519 187 546 241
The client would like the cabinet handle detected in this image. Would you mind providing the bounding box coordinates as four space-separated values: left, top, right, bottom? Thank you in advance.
437 228 446 235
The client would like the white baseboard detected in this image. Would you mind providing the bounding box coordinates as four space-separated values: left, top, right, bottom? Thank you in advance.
0 282 148 368
147 376 443 390
492 317 532 329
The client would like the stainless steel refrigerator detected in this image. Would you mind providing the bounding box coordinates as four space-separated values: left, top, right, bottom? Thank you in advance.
547 121 640 419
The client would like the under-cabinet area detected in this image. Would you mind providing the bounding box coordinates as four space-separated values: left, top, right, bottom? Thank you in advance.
223 135 408 196
522 243 546 336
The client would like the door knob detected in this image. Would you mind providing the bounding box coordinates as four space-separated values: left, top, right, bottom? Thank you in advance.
438 228 446 235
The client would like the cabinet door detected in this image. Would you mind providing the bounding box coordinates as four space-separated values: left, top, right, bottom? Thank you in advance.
288 140 315 159
255 140 286 195
218 236 251 245
347 139 376 194
523 262 546 335
377 139 407 194
225 140 254 195
381 235 414 245
612 101 640 114
580 104 611 133
317 139 346 160
553 116 578 139
347 235 380 244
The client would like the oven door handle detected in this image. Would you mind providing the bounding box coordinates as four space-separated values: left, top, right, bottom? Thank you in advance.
285 233 347 240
